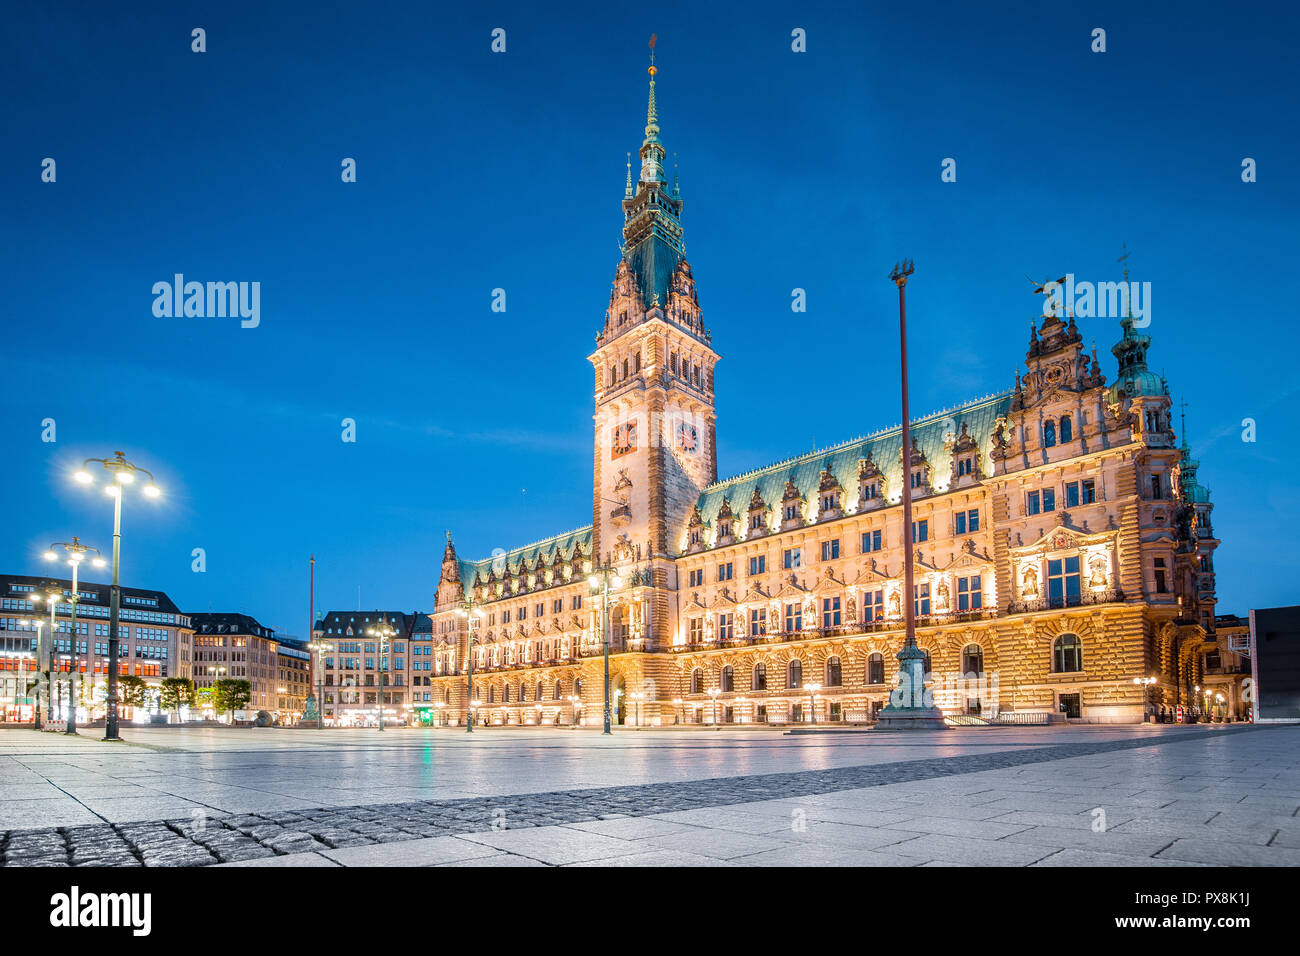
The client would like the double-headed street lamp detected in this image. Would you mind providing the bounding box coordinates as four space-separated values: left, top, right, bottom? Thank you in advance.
706 686 721 726
74 452 161 741
1132 676 1157 722
366 619 397 731
307 638 333 728
454 598 483 733
630 690 645 728
587 563 622 735
44 539 106 734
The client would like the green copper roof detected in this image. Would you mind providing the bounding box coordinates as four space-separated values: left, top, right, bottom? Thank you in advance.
1107 317 1167 403
459 526 592 588
693 391 1014 533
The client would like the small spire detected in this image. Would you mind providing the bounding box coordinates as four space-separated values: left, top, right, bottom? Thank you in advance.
624 152 633 198
672 152 680 198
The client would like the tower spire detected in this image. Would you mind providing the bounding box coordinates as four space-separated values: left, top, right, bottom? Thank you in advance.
645 34 659 144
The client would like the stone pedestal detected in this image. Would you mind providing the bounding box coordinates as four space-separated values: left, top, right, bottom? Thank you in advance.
875 644 948 731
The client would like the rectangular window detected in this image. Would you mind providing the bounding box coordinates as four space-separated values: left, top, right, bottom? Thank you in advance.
863 589 884 622
688 568 703 587
717 563 733 582
1042 489 1056 512
1082 478 1096 504
1026 491 1040 516
749 608 767 637
1065 481 1080 509
1047 556 1081 606
957 575 982 611
688 618 703 643
1151 474 1163 500
782 548 802 569
1154 557 1169 594
748 556 766 576
913 520 929 543
717 613 734 641
571 595 583 610
821 540 840 561
860 529 882 553
783 602 802 633
914 583 931 617
821 597 842 628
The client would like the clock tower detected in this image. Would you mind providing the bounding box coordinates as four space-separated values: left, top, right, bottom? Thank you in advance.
589 43 719 593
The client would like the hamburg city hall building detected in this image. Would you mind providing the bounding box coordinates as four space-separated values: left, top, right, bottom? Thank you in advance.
422 54 1222 729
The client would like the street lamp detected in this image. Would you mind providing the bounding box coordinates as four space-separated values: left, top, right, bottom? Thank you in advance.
74 452 162 741
454 598 483 733
307 638 333 728
706 686 721 726
630 690 645 728
366 618 397 731
672 697 683 727
805 682 822 725
434 700 446 727
876 261 946 731
1132 676 1157 722
588 563 622 734
44 538 106 734
566 694 582 728
29 589 62 729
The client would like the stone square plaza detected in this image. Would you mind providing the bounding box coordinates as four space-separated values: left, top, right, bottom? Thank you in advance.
1 723 1295 869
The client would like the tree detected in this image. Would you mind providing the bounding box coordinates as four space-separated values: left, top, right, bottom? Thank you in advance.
118 675 149 715
194 686 214 719
213 678 252 724
159 677 195 723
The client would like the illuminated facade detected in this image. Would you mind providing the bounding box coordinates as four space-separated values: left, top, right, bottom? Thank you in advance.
424 55 1222 727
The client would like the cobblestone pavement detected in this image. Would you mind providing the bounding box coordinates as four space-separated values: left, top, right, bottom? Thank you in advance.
2 723 1293 867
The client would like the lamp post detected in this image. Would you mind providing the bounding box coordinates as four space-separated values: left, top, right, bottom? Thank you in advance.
588 563 622 735
44 539 106 734
877 261 946 730
74 452 161 741
706 686 721 726
630 690 645 728
672 697 683 727
366 619 396 731
1132 676 1157 722
806 682 822 725
307 638 333 728
455 599 483 733
434 700 446 727
29 592 61 730
566 694 581 728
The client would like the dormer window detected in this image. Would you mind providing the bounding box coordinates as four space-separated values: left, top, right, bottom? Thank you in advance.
689 528 702 546
956 457 973 477
784 504 798 520
862 482 880 500
718 520 732 538
819 492 839 513
911 471 926 489
749 513 763 531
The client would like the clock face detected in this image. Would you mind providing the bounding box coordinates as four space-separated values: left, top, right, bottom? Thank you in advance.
676 422 698 454
612 423 637 459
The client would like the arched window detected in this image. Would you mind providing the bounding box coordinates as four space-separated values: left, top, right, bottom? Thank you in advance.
574 678 583 697
690 668 704 694
920 649 933 675
553 680 562 701
1053 633 1083 673
1043 420 1057 447
826 656 842 686
503 685 510 702
867 653 884 685
962 644 984 676
1059 415 1073 442
518 683 527 702
536 681 544 701
489 687 496 703
721 665 734 692
788 659 803 689
752 663 767 691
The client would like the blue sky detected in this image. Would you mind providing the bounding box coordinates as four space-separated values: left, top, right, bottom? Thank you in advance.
2 0 1296 635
